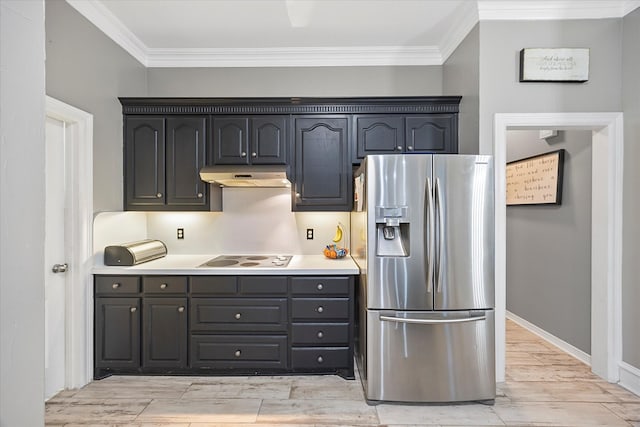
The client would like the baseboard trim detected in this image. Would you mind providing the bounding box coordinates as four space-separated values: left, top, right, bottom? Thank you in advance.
506 311 591 366
619 361 640 396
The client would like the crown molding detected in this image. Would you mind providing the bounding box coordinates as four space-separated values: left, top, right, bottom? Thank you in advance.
439 1 479 63
478 0 639 20
66 0 147 65
145 46 442 68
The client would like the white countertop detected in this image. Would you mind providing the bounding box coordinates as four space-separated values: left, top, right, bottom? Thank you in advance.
92 254 360 275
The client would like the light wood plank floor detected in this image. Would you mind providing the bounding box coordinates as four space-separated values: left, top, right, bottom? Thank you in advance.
46 319 640 426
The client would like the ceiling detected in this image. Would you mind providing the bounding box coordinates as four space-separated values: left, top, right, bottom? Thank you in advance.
66 0 640 68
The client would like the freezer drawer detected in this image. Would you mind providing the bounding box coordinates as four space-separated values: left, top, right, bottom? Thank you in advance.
364 309 495 403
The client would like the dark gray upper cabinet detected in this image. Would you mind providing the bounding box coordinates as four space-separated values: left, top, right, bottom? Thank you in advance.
293 116 350 211
125 117 165 208
355 114 458 160
166 117 208 209
355 115 405 158
406 114 457 153
125 115 208 211
211 116 288 165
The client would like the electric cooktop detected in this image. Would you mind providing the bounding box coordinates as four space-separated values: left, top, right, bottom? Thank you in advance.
198 254 292 268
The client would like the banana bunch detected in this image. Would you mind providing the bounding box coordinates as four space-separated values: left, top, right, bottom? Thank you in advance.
332 224 343 243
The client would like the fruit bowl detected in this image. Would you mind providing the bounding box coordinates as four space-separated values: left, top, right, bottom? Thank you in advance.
323 244 348 259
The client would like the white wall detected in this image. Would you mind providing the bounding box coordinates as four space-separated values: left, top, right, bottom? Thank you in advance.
0 1 46 425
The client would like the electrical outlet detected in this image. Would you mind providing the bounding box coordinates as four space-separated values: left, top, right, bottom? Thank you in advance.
306 228 314 240
177 228 184 239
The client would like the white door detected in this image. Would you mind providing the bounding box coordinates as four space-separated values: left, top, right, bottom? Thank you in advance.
44 116 68 400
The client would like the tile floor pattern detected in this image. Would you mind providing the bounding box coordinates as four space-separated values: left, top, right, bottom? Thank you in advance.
46 320 640 426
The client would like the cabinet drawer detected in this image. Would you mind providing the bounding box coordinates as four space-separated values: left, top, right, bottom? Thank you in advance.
239 276 287 295
142 276 187 294
191 298 287 332
95 276 140 295
190 276 237 295
190 335 287 369
291 347 350 369
291 276 349 296
291 298 349 320
291 323 350 346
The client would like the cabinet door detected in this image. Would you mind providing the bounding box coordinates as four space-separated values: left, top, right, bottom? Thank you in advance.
355 115 405 159
406 114 457 153
143 297 188 369
293 116 350 211
166 117 208 209
251 116 288 164
125 117 165 208
212 117 249 164
95 297 140 369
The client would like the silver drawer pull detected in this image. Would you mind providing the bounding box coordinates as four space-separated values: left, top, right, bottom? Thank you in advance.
251 152 257 157
178 306 185 313
112 283 120 289
317 331 324 339
160 283 167 289
317 356 324 363
197 192 203 198
235 313 242 320
317 306 324 313
156 193 162 198
407 145 414 151
316 283 324 290
130 307 137 313
235 350 241 357
241 151 247 157
396 146 403 151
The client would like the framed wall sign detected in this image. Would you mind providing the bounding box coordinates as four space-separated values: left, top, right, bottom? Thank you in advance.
506 149 565 206
519 48 589 82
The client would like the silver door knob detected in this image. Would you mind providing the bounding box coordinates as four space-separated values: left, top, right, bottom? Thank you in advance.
178 306 185 313
51 263 68 273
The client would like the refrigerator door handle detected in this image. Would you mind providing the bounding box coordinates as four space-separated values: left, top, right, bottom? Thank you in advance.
379 315 487 325
435 177 445 293
425 177 435 293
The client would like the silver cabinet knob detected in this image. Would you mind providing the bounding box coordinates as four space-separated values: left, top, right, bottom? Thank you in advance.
178 306 185 313
156 193 163 198
251 152 257 157
234 350 241 357
160 283 167 289
112 283 120 289
396 146 403 151
295 193 301 198
130 307 137 313
235 313 241 320
241 151 247 157
316 283 323 291
407 145 414 151
317 356 324 363
197 192 203 198
317 331 324 339
317 306 324 313
51 263 68 273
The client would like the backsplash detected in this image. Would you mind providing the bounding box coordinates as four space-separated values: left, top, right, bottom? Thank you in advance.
93 188 350 264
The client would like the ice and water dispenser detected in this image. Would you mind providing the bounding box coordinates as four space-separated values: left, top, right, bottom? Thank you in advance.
375 206 410 257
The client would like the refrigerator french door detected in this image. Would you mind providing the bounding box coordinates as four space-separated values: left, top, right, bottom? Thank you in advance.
351 154 495 403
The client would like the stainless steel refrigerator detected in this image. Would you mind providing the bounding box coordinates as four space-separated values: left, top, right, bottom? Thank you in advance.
351 154 495 403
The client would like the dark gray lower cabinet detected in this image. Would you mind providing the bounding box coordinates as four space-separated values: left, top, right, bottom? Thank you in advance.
142 297 188 369
94 274 354 379
94 297 140 371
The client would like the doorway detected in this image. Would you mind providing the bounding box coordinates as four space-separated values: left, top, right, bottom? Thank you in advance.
493 112 624 383
44 96 94 396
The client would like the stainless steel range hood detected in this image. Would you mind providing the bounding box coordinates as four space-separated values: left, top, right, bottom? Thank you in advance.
199 165 291 187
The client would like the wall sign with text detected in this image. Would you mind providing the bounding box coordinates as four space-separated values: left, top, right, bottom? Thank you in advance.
506 149 565 206
520 48 589 82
